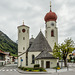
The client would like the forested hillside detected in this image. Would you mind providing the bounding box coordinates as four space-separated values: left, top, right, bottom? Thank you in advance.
0 31 18 56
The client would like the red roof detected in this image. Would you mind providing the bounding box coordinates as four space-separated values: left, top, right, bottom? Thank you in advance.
44 10 57 22
0 50 6 55
17 25 29 28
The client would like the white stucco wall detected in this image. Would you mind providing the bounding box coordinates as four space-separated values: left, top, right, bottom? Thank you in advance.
18 25 29 55
27 52 41 68
18 53 26 67
35 59 57 68
18 52 41 67
18 25 29 67
44 59 57 68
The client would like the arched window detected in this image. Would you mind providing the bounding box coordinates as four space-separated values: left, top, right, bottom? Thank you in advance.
32 55 35 64
51 30 54 37
26 52 28 66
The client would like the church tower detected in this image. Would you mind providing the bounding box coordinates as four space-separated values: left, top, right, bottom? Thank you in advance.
44 2 58 49
18 21 29 56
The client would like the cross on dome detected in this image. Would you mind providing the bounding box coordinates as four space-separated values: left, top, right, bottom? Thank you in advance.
50 1 52 11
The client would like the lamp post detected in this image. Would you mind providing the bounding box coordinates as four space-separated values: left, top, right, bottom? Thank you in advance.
71 55 74 66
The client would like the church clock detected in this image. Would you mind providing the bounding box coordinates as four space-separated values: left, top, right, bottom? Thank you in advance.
22 29 26 32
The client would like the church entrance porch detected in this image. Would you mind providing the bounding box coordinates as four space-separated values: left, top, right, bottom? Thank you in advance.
46 61 50 68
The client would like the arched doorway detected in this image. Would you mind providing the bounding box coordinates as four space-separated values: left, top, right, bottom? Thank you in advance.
46 61 50 68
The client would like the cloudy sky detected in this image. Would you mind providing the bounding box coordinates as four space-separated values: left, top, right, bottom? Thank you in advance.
0 0 75 43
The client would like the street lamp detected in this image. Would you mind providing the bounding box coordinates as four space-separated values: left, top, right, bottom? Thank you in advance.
71 55 74 64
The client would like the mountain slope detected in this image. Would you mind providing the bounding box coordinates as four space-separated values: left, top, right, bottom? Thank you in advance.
0 31 18 56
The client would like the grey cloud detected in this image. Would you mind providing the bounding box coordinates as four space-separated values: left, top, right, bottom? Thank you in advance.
0 0 75 44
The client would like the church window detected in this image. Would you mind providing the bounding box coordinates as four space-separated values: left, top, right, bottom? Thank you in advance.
23 47 25 50
51 30 54 37
26 52 28 66
23 37 25 40
32 55 35 64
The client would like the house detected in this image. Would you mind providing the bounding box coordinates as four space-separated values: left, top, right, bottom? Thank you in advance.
4 52 10 64
0 50 6 66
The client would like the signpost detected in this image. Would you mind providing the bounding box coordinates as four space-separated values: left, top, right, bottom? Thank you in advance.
20 58 23 67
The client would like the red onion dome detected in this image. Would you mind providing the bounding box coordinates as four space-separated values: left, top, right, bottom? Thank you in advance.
44 10 57 22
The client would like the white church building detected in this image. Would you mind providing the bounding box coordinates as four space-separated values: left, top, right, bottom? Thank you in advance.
18 2 58 68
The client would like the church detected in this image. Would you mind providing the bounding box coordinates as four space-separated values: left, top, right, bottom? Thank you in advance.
18 2 58 68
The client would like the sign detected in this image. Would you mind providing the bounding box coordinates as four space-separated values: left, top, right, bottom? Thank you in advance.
21 59 23 62
71 60 74 62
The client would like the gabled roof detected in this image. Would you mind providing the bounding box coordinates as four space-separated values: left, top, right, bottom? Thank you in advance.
28 31 52 52
0 50 6 55
36 51 57 59
18 25 29 28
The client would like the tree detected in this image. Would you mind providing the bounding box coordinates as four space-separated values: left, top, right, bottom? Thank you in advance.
53 43 61 60
53 38 75 67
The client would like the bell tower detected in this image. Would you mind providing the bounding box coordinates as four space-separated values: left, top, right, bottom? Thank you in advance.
18 21 29 55
44 1 58 49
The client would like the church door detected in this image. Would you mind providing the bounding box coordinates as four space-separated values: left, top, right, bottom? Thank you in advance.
46 61 50 68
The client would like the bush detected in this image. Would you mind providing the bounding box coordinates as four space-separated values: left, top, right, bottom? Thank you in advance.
27 68 33 71
43 70 46 72
33 70 39 72
56 66 61 70
23 68 27 71
26 70 29 71
21 67 24 70
39 68 44 71
57 67 60 70
34 64 40 68
18 67 46 72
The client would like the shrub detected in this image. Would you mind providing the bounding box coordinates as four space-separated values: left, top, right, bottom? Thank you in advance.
68 59 71 62
56 66 61 70
39 68 44 71
26 70 29 71
23 68 27 71
43 70 46 72
33 68 39 70
33 70 39 72
18 67 21 69
34 64 40 68
57 67 60 70
21 67 24 70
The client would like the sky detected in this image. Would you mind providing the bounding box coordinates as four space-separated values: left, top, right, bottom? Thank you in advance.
0 0 75 44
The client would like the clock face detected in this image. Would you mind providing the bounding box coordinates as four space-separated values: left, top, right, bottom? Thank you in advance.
22 29 26 32
51 23 54 26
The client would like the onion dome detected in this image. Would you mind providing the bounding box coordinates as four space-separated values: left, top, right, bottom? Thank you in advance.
44 2 57 22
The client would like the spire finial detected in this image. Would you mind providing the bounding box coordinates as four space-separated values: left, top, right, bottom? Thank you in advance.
50 1 52 11
23 20 24 25
40 28 41 31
